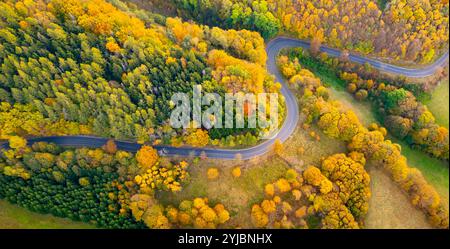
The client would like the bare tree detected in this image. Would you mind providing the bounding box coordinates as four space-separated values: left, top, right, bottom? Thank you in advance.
310 37 322 56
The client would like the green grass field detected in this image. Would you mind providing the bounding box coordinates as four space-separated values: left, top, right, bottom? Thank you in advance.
328 87 378 126
0 200 95 229
424 79 449 129
391 139 449 204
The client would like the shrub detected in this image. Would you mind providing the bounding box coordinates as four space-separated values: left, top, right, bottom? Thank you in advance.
207 167 219 180
231 167 241 178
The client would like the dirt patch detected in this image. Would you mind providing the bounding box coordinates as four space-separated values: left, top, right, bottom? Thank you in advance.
279 117 348 169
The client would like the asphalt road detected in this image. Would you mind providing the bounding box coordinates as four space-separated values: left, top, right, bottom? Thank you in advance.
270 37 450 78
1 37 448 159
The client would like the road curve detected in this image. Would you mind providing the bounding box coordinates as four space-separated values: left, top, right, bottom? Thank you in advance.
270 37 449 78
1 38 448 159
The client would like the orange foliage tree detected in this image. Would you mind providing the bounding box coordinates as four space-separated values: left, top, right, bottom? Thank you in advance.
136 145 159 168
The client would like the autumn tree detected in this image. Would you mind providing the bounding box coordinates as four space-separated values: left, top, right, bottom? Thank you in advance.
321 153 371 219
207 167 220 180
170 198 230 228
272 139 283 155
130 194 171 229
103 139 118 154
278 52 448 228
136 145 159 168
310 37 322 56
185 129 210 147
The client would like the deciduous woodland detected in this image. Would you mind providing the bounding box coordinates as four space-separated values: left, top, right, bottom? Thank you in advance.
0 0 280 146
158 0 448 63
280 48 449 161
276 54 448 228
0 0 449 229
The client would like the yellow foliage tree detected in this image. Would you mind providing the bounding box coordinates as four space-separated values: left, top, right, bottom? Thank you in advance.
105 40 120 53
275 178 291 193
231 167 241 178
207 167 219 180
273 139 284 155
261 200 276 214
136 145 159 168
251 204 269 228
265 183 275 196
185 129 210 147
8 136 27 150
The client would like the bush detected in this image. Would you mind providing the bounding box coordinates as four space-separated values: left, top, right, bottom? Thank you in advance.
207 167 219 180
231 167 241 178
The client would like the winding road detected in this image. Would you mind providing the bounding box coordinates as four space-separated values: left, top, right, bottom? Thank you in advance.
1 37 448 159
